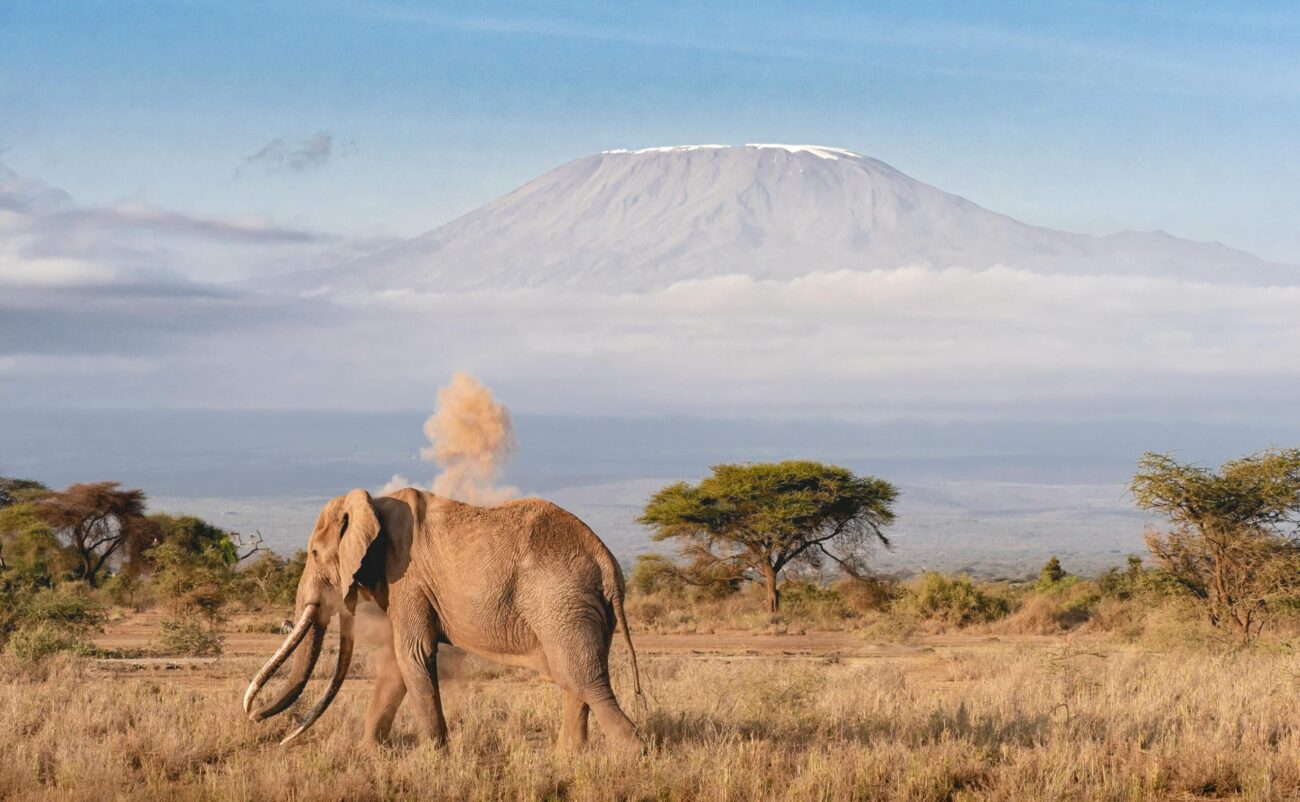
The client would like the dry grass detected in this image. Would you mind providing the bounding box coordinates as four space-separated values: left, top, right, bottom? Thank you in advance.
1 631 1298 801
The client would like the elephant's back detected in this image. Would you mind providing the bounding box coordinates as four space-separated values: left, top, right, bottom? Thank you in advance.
412 494 618 656
412 494 612 582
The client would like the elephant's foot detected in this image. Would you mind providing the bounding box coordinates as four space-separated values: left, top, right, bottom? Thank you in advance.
587 695 644 755
420 728 449 749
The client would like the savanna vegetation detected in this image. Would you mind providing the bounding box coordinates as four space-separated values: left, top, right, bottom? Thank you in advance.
0 448 1297 800
0 478 303 661
631 452 1300 646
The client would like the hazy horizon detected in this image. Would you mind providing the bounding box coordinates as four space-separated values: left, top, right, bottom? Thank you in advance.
7 407 1298 576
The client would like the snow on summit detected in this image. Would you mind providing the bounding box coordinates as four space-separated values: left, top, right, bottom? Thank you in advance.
273 144 1298 294
744 144 861 159
602 145 728 155
603 144 860 160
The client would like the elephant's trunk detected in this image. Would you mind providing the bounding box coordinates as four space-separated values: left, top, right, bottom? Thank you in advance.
278 608 355 745
245 604 326 721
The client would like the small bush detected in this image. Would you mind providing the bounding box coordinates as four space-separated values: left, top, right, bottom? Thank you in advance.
1036 556 1067 591
633 600 667 626
781 580 854 624
6 621 90 662
22 584 103 631
101 570 146 610
997 585 1098 634
149 540 234 652
149 541 233 621
832 577 898 614
1083 596 1148 640
630 553 686 597
1 586 104 663
158 613 224 657
906 572 1011 626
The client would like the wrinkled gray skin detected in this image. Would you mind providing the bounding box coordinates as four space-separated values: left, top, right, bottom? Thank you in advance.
244 487 642 750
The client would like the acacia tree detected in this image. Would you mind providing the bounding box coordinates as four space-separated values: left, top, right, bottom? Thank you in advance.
639 461 898 613
36 482 157 587
1131 449 1300 642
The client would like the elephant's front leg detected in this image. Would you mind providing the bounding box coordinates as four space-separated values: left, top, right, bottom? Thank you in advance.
363 635 407 746
392 611 448 746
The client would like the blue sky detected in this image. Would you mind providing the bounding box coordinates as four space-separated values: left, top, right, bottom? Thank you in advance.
3 0 1299 262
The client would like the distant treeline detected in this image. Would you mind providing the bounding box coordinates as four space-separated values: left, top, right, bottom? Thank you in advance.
1 446 1297 662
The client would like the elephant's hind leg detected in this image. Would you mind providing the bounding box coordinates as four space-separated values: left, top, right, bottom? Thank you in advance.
557 690 590 750
363 636 407 745
536 612 640 751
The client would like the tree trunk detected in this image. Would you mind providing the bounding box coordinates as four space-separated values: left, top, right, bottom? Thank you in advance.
761 562 780 613
78 549 97 586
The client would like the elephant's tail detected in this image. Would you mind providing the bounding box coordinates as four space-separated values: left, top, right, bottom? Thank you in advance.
615 591 643 698
607 565 643 699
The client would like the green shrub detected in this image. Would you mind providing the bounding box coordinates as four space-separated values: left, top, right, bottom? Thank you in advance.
158 613 224 656
907 572 1011 626
6 621 89 662
236 550 305 609
147 514 239 566
102 570 146 609
1098 554 1160 599
1 586 104 662
147 538 237 653
781 579 854 623
1036 556 1070 592
0 502 73 591
630 553 686 596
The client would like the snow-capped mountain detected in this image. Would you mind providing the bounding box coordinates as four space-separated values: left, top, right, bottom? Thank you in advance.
277 144 1297 293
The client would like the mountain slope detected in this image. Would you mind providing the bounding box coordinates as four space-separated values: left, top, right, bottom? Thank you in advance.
279 144 1297 293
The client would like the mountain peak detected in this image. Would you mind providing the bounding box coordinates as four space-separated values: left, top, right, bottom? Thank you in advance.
271 146 1296 294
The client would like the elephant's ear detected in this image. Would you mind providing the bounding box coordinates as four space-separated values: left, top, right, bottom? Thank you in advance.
337 489 381 590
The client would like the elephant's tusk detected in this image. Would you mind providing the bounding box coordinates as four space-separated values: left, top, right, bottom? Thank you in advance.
244 603 318 717
280 608 355 745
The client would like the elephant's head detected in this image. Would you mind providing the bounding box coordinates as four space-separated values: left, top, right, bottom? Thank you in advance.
242 488 385 743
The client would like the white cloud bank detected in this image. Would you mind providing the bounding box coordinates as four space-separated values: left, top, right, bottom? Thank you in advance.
50 263 1281 422
343 267 1299 411
3 164 1296 423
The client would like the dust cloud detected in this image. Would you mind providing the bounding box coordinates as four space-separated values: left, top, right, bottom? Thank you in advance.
378 372 519 506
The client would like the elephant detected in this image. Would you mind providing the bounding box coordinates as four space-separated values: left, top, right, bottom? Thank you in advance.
242 487 643 751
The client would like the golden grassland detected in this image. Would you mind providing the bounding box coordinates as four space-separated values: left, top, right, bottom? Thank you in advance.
1 615 1298 802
